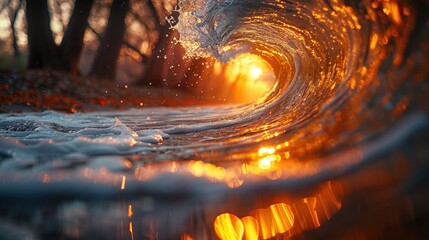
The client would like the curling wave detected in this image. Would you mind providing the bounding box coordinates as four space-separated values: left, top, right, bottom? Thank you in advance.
1 0 429 239
0 0 428 208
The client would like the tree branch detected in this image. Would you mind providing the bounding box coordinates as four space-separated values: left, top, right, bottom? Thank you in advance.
9 0 22 56
123 41 148 62
87 24 101 40
89 23 148 63
0 0 13 14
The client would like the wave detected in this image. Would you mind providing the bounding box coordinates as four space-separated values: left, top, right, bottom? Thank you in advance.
0 0 428 238
1 0 428 196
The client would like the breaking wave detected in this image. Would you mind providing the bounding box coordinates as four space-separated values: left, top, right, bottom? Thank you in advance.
0 0 428 238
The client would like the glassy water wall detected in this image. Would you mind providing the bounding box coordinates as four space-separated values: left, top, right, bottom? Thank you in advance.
0 0 429 239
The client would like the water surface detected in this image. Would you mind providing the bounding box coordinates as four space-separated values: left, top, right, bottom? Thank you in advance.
1 0 429 239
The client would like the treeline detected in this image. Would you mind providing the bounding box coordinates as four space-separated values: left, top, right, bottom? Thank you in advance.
0 0 206 87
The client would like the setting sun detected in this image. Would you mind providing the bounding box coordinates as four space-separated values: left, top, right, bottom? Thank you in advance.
250 66 263 79
223 53 276 103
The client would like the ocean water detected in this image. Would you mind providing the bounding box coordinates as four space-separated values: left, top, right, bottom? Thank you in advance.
1 0 429 239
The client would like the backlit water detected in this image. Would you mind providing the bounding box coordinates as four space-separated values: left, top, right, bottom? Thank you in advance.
1 0 429 239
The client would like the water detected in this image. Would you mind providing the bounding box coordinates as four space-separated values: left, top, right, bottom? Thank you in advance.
1 0 429 239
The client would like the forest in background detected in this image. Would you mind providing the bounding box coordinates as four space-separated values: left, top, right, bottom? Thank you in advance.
0 0 210 87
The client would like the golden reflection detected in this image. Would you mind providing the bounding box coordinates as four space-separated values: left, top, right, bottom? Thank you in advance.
128 204 133 218
188 160 227 182
241 216 259 240
181 234 194 240
258 147 276 156
316 181 343 223
171 161 178 172
133 144 322 186
189 160 204 177
258 156 274 170
293 197 320 231
129 222 134 240
382 1 402 25
257 147 281 171
131 141 335 188
214 213 244 240
121 175 126 190
214 181 343 239
250 203 295 239
252 208 276 239
269 203 294 234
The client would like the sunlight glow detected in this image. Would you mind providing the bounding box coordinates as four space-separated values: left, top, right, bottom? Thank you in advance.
258 157 273 170
223 53 276 103
258 147 276 156
250 66 263 79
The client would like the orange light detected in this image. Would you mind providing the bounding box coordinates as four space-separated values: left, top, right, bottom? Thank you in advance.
121 175 126 190
128 204 133 218
223 53 276 103
181 233 194 240
214 213 244 240
170 161 177 172
241 216 259 240
258 147 276 156
188 160 227 182
269 203 294 234
213 181 343 239
250 66 263 79
258 157 273 170
252 208 276 239
317 181 343 223
257 147 279 171
129 222 134 240
293 197 321 231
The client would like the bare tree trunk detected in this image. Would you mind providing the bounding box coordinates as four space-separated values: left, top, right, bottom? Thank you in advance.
90 0 130 80
25 0 61 69
59 0 94 73
9 0 22 57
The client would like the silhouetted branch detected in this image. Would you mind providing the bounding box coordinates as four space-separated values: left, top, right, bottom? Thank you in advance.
9 0 22 56
0 0 13 14
87 24 101 40
90 22 148 63
123 41 148 62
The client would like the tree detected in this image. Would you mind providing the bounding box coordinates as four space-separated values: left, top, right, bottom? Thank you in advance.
59 0 94 73
25 0 94 72
26 0 61 69
22 0 180 82
8 0 22 57
89 0 130 80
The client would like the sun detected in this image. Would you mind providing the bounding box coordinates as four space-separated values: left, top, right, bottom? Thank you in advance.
223 53 276 103
250 66 263 79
